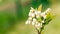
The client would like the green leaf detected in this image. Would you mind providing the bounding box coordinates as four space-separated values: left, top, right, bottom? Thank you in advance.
44 12 53 25
38 4 42 11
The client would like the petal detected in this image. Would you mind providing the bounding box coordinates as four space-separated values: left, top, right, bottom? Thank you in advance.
25 20 29 24
32 21 35 25
31 13 35 18
28 17 32 20
28 12 32 17
45 8 51 13
36 15 40 18
33 18 36 22
42 20 44 23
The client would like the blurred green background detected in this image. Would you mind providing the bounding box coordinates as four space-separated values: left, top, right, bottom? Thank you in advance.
0 0 60 34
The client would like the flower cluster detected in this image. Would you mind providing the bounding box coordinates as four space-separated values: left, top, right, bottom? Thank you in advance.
25 7 51 30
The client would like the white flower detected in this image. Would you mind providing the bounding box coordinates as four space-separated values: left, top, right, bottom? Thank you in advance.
35 22 40 27
35 11 37 15
31 13 35 18
28 20 31 24
43 15 46 19
45 8 51 13
33 18 37 22
42 20 44 23
28 17 32 20
35 23 41 29
35 11 41 16
41 12 45 16
28 12 32 17
35 11 41 19
30 7 34 10
30 9 34 13
37 23 40 27
32 21 35 25
29 12 35 17
40 23 42 27
25 20 31 24
41 12 46 19
30 7 34 13
25 20 29 24
37 11 41 15
35 21 38 24
36 15 40 18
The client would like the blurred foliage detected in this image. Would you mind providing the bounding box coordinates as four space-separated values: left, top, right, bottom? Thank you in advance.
0 10 17 34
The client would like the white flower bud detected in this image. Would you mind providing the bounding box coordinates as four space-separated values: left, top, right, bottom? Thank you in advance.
28 20 31 24
41 12 45 16
30 7 34 10
35 11 41 16
41 12 46 19
43 15 46 19
42 20 44 23
28 17 32 20
30 9 34 13
25 20 31 24
31 13 35 18
32 21 35 25
37 23 40 27
25 20 29 24
35 23 40 29
30 7 35 12
35 11 38 15
35 21 38 24
40 23 42 27
28 12 32 17
37 11 41 15
33 18 36 22
36 15 40 18
45 8 51 13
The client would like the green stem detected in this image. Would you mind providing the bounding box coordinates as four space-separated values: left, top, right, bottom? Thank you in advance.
38 31 41 34
36 28 41 34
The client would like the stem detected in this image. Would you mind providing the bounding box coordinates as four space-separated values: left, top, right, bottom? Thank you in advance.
36 28 41 34
38 30 41 34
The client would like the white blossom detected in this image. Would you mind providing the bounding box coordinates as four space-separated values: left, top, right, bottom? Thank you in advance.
35 21 38 24
25 20 31 24
28 12 35 18
35 11 38 15
40 23 42 27
28 12 32 17
44 15 46 19
26 7 51 30
41 12 46 19
25 20 29 24
41 12 45 16
35 23 41 30
36 15 40 18
30 7 34 13
28 20 31 24
28 17 32 20
42 20 44 23
45 8 51 13
30 9 34 13
33 18 37 22
31 13 35 18
30 7 34 10
32 21 35 25
35 11 41 16
37 11 41 15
